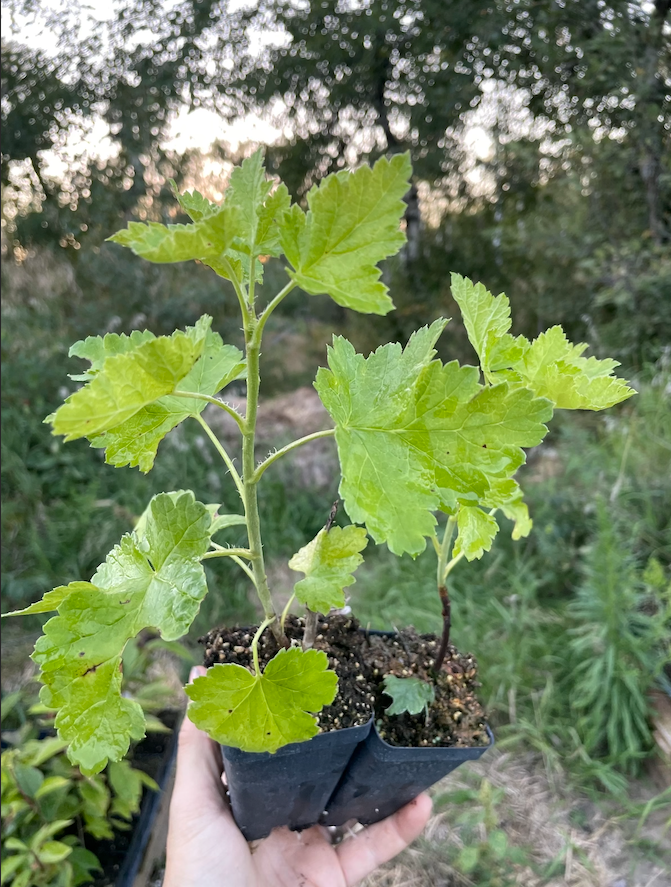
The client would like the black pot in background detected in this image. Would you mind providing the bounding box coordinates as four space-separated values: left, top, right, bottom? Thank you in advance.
322 722 495 828
221 718 372 841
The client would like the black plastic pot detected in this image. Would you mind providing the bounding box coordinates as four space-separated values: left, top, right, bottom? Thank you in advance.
221 718 372 840
321 722 494 827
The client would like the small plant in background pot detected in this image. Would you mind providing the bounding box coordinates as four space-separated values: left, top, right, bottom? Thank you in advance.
4 151 634 839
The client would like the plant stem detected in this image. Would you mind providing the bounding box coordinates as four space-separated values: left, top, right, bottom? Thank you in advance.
194 413 245 503
172 391 246 432
251 616 274 677
303 611 318 650
436 515 457 588
202 548 252 560
254 280 297 342
280 593 296 632
220 257 251 323
242 323 287 646
253 429 335 482
229 555 257 586
433 515 462 672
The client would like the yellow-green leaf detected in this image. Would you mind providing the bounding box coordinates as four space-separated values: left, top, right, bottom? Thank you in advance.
289 525 368 613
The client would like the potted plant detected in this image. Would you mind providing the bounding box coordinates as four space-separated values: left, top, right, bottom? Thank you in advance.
4 151 634 841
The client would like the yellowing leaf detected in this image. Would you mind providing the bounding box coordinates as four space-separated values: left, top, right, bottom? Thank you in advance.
453 506 499 561
31 492 211 774
281 153 411 315
186 646 338 753
501 497 533 540
90 329 245 472
510 326 635 410
49 331 205 442
288 525 368 613
68 330 156 381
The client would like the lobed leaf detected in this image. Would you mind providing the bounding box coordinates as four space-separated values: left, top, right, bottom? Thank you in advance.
451 273 635 410
453 506 499 561
288 525 368 613
186 646 338 753
383 675 435 716
30 492 211 774
90 328 245 472
107 205 240 264
49 329 207 442
281 153 412 315
315 324 552 555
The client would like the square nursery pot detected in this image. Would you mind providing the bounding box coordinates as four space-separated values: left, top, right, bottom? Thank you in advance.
221 718 372 840
320 721 495 828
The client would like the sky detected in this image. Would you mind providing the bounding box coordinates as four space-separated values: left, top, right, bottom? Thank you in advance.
3 0 497 185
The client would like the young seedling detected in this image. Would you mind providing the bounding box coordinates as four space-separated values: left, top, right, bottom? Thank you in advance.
4 150 634 769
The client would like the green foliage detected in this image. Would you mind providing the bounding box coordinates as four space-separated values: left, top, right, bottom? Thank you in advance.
186 647 338 752
382 676 435 717
288 525 368 614
567 505 667 772
1 688 156 887
5 150 635 767
434 778 530 887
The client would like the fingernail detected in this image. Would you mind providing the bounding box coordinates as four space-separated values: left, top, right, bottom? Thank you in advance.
188 666 200 683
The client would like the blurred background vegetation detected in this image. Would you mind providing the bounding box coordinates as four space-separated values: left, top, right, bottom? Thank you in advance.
1 1 670 875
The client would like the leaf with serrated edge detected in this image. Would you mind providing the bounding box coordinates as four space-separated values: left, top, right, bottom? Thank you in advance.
68 330 156 381
89 329 245 472
316 324 552 555
510 326 635 410
450 273 513 373
281 153 411 315
289 526 368 613
453 506 499 561
186 646 338 753
49 329 206 442
107 205 240 264
2 582 91 617
383 675 435 716
31 492 211 774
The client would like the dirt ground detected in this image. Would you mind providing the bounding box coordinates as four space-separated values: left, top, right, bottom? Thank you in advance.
360 749 670 887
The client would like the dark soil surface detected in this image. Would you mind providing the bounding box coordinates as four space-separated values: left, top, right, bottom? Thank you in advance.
200 615 488 749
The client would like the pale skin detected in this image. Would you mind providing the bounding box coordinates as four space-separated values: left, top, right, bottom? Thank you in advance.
164 667 433 887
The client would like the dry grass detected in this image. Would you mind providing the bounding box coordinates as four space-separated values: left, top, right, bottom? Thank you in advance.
361 750 671 887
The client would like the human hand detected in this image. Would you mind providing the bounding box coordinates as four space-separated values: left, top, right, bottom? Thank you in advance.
164 667 432 887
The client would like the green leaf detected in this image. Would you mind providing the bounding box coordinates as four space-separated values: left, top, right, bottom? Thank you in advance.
316 325 552 555
30 820 74 848
32 492 211 774
2 582 89 617
281 153 412 315
457 845 480 873
37 840 73 864
453 506 500 561
68 330 156 381
509 326 635 410
186 646 338 753
107 204 240 264
34 775 71 799
89 328 245 472
13 763 44 798
171 181 218 221
210 513 247 535
500 496 533 540
488 829 509 859
450 273 516 374
1 854 26 886
383 675 436 716
108 760 157 821
288 525 368 613
49 328 207 442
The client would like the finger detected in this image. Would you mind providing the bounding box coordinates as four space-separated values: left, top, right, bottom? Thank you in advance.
336 793 433 886
171 666 229 816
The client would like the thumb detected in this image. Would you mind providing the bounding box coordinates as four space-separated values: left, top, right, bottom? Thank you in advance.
171 666 228 816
